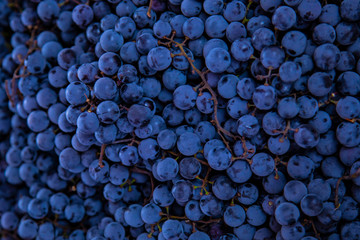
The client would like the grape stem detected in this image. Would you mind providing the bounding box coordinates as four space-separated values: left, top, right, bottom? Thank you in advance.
147 0 154 17
98 144 107 168
161 31 237 155
195 167 212 196
335 167 360 208
6 24 39 107
131 167 155 203
1 230 21 240
7 0 21 11
255 68 278 85
303 218 320 239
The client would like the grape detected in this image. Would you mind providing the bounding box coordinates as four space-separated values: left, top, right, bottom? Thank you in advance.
340 0 360 21
212 175 236 201
246 205 267 227
238 183 259 205
2 0 360 238
223 0 246 22
207 146 232 171
250 153 275 177
262 112 286 136
218 74 239 99
99 52 122 76
18 219 38 239
281 222 305 240
252 85 277 110
156 157 179 181
272 6 296 31
172 179 193 203
236 114 260 138
179 157 201 179
231 39 254 62
65 203 85 223
28 198 49 219
341 222 360 240
275 202 300 226
173 85 197 110
162 220 184 240
153 184 174 207
140 203 161 224
183 17 204 40
336 121 360 147
189 231 210 240
227 160 252 183
300 194 324 216
261 0 282 12
27 110 49 132
205 15 228 39
307 179 331 202
307 72 333 97
147 47 172 71
279 61 301 83
37 0 59 23
185 200 204 221
297 0 322 21
284 180 307 204
224 204 245 227
72 4 94 29
234 224 256 240
200 194 224 218
1 211 19 231
313 43 340 71
251 28 276 51
226 22 247 43
336 22 359 46
205 48 231 73
260 46 285 69
287 155 314 180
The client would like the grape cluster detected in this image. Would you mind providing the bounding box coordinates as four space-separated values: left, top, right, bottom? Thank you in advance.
0 0 360 239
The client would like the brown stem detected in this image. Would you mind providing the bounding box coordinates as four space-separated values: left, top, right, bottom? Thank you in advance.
242 0 253 24
7 25 39 107
131 167 154 203
195 167 212 195
305 219 320 240
195 218 222 224
161 34 237 155
335 167 360 208
196 158 210 166
98 144 107 168
147 0 154 17
57 0 70 7
4 80 14 106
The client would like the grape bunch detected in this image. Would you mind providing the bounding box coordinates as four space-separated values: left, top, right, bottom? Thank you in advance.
0 0 360 239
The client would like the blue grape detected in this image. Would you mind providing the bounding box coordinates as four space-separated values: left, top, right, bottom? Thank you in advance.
246 205 267 227
223 0 246 22
147 46 172 71
231 39 253 62
183 17 204 40
260 46 285 69
297 0 322 21
200 193 224 218
140 203 161 224
250 153 275 177
98 52 122 76
252 85 277 110
287 155 314 180
272 6 296 31
72 4 94 28
275 202 300 226
162 220 184 240
205 48 231 73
